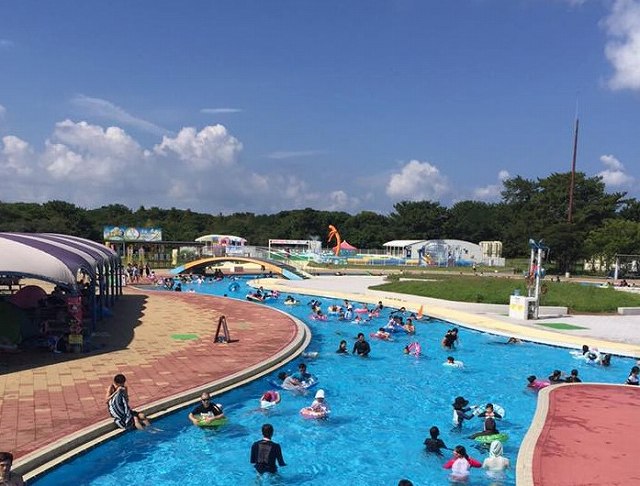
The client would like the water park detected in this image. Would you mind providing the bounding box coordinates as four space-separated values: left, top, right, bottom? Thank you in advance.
1 230 640 485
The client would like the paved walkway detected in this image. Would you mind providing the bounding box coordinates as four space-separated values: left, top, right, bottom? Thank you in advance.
1 287 301 465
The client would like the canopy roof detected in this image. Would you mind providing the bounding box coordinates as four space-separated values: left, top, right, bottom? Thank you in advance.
382 240 427 248
338 240 357 250
0 233 118 288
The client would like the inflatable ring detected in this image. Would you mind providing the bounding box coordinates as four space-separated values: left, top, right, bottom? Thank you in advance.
474 433 508 444
228 282 240 292
197 416 228 428
300 407 328 419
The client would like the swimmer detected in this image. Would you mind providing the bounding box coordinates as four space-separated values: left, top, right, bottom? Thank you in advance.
403 342 421 357
506 337 522 344
468 417 499 440
188 392 224 426
442 328 459 349
626 366 639 385
308 389 330 414
452 396 474 430
443 445 482 482
336 340 348 354
599 353 612 367
482 440 510 475
277 371 305 392
293 363 312 382
424 425 449 455
260 390 281 406
403 318 416 334
475 403 502 419
284 295 297 304
548 370 565 384
444 356 464 368
527 375 550 390
564 369 582 383
352 333 371 357
373 328 391 340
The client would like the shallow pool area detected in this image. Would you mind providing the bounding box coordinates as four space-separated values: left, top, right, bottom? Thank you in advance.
31 278 634 486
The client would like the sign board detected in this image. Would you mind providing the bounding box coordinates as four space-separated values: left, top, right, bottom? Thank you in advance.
104 226 162 242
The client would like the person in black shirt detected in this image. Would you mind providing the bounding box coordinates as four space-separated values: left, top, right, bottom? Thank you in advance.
188 392 224 426
352 333 371 356
336 340 349 354
250 423 286 474
424 426 448 455
564 369 582 383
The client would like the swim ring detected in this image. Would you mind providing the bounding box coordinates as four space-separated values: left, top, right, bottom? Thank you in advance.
197 416 228 428
474 433 508 444
405 342 421 357
260 390 281 409
472 404 505 419
355 308 369 314
300 407 329 419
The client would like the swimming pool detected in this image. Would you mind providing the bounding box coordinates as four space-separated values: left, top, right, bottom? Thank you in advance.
32 278 633 485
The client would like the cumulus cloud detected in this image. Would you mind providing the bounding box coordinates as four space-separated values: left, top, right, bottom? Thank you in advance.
386 159 449 201
473 170 510 200
0 135 34 176
603 0 640 91
71 95 168 135
598 154 635 186
266 150 324 160
200 108 242 114
154 125 243 170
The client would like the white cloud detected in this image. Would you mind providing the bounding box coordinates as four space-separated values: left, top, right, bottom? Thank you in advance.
154 125 243 170
386 159 449 201
603 0 640 91
71 95 168 135
598 154 634 186
473 170 510 200
200 108 242 114
0 135 34 176
266 150 324 160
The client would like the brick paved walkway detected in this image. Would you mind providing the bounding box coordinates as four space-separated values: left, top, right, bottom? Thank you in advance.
0 288 299 459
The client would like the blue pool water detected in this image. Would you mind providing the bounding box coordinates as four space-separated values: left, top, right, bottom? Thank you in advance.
32 278 634 485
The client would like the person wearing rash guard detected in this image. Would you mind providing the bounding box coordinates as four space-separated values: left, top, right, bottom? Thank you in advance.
564 369 582 383
443 445 481 482
468 417 499 440
352 333 371 356
475 403 502 420
452 396 474 430
293 363 311 382
548 370 565 384
424 426 448 455
482 440 510 475
250 423 286 475
336 340 348 354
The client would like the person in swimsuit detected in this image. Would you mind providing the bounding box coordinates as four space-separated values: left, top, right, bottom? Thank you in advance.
352 333 371 356
423 426 448 455
250 423 286 475
336 340 348 354
188 392 224 425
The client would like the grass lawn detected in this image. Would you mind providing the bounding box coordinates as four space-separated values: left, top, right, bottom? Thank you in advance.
371 274 640 313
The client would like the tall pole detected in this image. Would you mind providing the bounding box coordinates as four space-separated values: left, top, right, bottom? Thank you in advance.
567 116 579 223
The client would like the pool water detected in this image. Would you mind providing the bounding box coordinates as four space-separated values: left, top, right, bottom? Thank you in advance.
32 278 634 486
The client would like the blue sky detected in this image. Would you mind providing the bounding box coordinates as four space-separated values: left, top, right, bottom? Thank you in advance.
1 0 639 214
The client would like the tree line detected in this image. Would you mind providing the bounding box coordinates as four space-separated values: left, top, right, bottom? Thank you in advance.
1 171 639 272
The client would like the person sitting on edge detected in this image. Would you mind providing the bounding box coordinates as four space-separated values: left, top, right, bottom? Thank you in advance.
452 396 474 430
424 426 448 455
626 366 639 385
188 392 225 426
250 423 286 475
293 363 311 382
105 374 150 430
475 403 502 419
443 445 482 482
548 369 565 384
336 340 349 354
468 417 499 440
482 440 510 475
564 369 582 383
352 333 371 356
0 452 24 486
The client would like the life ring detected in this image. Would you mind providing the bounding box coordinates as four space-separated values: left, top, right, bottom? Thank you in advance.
197 416 228 428
228 282 240 292
300 407 329 419
355 308 369 314
406 342 421 357
474 433 508 444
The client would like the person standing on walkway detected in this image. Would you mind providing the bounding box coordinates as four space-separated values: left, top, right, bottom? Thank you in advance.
0 452 24 486
250 423 286 475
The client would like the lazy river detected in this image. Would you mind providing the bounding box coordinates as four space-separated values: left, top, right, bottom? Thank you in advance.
32 278 633 485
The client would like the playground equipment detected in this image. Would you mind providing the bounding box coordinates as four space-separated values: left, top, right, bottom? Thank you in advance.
327 225 342 257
